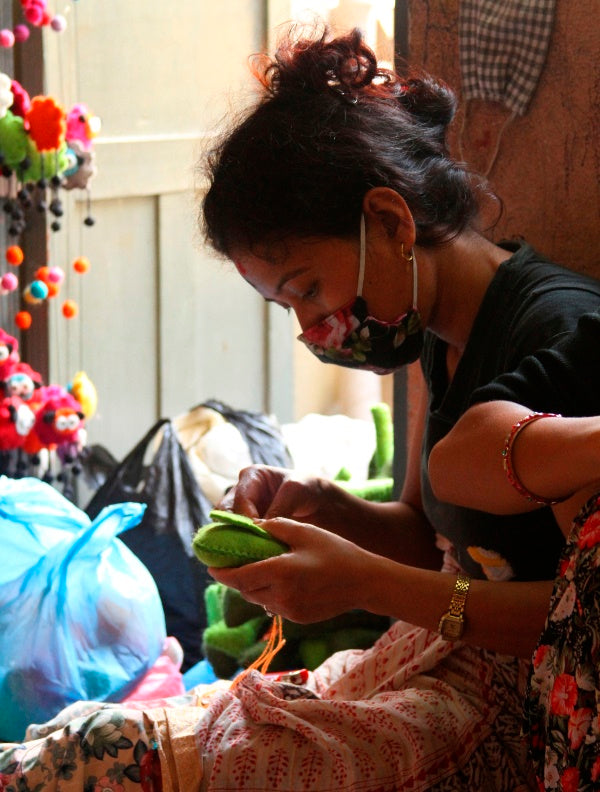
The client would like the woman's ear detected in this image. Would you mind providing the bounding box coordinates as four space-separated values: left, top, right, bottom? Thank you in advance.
362 187 416 247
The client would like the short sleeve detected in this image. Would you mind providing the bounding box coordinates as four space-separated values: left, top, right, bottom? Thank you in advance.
470 311 600 416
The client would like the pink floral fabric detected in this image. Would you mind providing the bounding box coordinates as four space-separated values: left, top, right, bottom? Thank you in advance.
0 620 537 791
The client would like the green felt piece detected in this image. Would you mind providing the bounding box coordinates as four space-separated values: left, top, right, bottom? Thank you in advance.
204 582 226 626
202 615 267 658
337 477 394 502
193 510 289 568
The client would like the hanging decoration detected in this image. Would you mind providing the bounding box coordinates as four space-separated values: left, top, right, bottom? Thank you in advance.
0 324 97 496
0 0 99 333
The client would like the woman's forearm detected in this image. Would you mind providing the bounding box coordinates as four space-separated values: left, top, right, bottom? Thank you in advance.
428 400 600 514
362 556 554 658
321 487 443 570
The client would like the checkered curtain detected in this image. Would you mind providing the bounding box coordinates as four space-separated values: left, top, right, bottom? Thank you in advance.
459 0 557 116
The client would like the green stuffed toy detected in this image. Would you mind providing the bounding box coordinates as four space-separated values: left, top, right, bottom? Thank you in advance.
201 582 389 678
192 402 396 679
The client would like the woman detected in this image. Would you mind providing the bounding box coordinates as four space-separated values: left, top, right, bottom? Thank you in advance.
1 24 600 792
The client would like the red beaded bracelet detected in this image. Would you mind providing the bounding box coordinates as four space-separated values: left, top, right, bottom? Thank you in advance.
501 412 563 506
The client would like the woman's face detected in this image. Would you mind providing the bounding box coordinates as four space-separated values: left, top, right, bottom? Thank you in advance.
230 231 412 332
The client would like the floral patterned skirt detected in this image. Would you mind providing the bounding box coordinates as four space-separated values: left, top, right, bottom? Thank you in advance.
0 619 537 792
524 492 600 790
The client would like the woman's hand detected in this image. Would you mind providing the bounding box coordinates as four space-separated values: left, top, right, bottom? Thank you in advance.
219 464 349 529
208 516 375 623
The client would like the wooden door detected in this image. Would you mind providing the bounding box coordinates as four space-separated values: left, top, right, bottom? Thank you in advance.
43 0 294 460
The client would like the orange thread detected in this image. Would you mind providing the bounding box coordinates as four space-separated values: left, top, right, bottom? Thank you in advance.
230 615 286 691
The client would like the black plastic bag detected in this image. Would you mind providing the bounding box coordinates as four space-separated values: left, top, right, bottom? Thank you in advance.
85 419 213 671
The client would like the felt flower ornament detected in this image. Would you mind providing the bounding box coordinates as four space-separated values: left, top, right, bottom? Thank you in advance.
0 73 14 119
25 95 66 152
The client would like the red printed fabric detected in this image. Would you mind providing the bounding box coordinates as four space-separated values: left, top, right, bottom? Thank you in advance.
0 620 536 791
524 493 600 790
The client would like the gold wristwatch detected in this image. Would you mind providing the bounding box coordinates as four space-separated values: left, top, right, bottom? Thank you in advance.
438 572 471 641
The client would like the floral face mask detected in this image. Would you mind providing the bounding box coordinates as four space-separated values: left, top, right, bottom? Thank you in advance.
297 215 424 375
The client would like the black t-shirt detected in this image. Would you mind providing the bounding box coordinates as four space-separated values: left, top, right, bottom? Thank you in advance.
420 242 600 581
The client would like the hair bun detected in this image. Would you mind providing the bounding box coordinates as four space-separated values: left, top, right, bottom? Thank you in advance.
400 73 457 133
255 26 379 101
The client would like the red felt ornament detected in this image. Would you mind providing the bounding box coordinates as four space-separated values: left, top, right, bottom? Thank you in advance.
6 245 24 266
73 256 90 274
15 311 32 330
62 299 78 318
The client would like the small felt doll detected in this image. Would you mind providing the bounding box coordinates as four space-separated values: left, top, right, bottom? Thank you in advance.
24 386 85 453
0 329 20 381
1 362 43 401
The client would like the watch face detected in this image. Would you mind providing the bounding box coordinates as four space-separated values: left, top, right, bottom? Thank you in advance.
440 614 463 640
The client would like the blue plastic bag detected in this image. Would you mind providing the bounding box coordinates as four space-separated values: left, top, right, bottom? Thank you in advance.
0 476 166 741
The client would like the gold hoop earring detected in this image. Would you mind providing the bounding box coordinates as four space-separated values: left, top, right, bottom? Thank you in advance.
401 243 413 263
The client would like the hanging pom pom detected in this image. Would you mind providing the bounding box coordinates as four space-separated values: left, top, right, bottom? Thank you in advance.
73 256 90 274
62 299 78 319
47 265 65 283
46 281 59 298
1 272 18 292
6 245 24 266
50 15 66 33
13 24 30 43
23 284 42 305
0 30 15 48
15 310 32 330
29 279 48 300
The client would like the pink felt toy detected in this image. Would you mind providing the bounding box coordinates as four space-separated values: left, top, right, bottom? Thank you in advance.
0 329 19 380
66 103 99 150
10 79 30 118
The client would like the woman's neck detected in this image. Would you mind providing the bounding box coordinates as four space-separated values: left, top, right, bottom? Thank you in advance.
421 231 510 355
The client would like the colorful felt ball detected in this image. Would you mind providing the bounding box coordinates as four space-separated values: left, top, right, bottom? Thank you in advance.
47 265 65 283
46 281 59 298
15 310 32 330
6 245 24 266
50 15 66 32
30 279 48 299
23 285 41 305
34 265 51 283
1 272 18 291
13 24 30 43
62 299 78 318
72 256 90 274
0 29 15 48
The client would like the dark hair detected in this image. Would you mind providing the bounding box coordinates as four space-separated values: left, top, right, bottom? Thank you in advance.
202 25 479 257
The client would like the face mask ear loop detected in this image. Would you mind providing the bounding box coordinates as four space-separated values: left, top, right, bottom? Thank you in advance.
357 214 367 297
411 249 418 309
